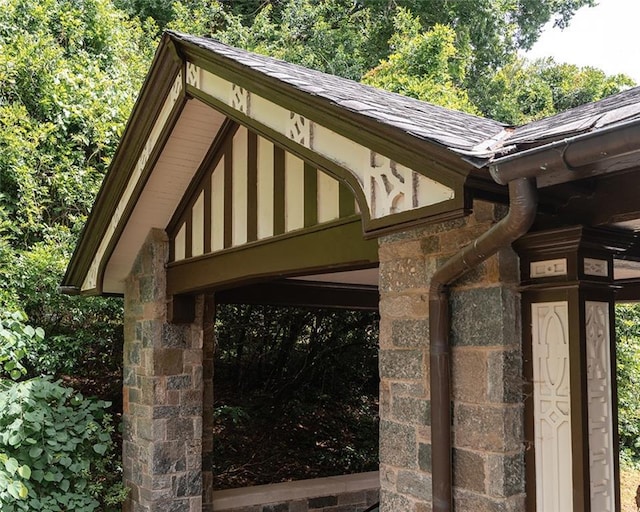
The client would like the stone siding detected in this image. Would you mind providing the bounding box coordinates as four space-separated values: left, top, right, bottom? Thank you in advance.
122 229 205 512
377 202 526 512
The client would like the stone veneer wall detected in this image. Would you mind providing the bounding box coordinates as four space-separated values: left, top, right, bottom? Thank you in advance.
377 202 526 512
122 229 205 512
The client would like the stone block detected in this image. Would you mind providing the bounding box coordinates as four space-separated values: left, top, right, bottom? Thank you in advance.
175 470 202 497
452 349 488 403
380 420 417 469
379 349 424 381
488 350 522 404
264 503 289 512
391 396 430 426
417 443 431 472
154 348 184 375
152 441 186 474
162 323 188 348
390 381 427 398
453 448 486 493
167 374 192 390
307 495 338 508
396 469 432 501
391 319 429 348
453 404 522 452
379 258 428 293
379 490 413 512
378 239 425 262
450 288 516 347
486 452 525 498
379 294 428 319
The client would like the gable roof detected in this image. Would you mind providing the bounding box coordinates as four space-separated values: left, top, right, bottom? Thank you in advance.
61 31 640 296
172 32 506 155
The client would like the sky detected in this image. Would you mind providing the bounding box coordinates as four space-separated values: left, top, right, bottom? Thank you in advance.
525 0 640 83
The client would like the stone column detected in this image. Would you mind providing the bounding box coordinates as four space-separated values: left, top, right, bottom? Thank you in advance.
202 296 215 512
378 202 526 512
122 228 204 512
514 226 626 512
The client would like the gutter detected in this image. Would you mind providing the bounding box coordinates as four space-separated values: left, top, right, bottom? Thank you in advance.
429 116 640 511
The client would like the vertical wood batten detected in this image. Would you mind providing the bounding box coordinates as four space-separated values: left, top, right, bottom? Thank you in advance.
273 146 285 236
204 170 212 253
304 163 318 227
232 127 248 246
247 131 258 242
339 182 356 217
257 137 274 240
185 210 193 259
285 152 304 232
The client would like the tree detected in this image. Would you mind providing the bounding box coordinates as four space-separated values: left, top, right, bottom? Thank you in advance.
362 10 478 114
0 0 156 381
476 57 635 124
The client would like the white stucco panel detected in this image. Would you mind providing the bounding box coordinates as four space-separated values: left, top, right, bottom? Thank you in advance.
195 64 455 221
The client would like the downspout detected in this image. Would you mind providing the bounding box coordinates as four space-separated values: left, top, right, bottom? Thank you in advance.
430 177 538 512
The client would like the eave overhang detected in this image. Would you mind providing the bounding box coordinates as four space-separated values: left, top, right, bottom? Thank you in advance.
62 32 488 296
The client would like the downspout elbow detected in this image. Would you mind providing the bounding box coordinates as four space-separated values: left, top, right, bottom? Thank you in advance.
429 177 537 512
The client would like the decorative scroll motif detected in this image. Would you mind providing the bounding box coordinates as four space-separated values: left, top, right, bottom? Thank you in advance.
531 302 572 512
231 84 250 115
585 301 615 512
186 62 200 88
288 112 312 148
364 152 417 218
531 259 567 279
584 258 609 277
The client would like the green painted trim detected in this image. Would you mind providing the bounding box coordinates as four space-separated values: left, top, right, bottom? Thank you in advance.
185 209 193 259
273 145 285 236
167 218 377 295
204 168 212 254
247 130 258 242
339 181 356 218
304 163 317 228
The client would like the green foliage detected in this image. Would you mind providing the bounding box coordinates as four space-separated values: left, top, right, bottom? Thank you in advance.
363 11 478 114
616 304 640 465
0 378 126 511
0 312 44 381
0 0 154 249
476 57 635 124
0 312 127 511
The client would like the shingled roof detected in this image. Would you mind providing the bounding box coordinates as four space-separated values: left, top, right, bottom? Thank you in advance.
172 32 507 155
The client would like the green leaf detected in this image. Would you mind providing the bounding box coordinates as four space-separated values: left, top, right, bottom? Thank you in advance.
60 478 69 492
17 464 31 479
92 443 107 455
29 446 43 459
5 457 19 475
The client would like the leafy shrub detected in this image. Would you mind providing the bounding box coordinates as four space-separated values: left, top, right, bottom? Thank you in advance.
616 304 640 465
0 312 128 511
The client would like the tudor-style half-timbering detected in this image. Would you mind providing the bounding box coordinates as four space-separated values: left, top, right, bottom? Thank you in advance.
185 62 459 224
168 123 357 263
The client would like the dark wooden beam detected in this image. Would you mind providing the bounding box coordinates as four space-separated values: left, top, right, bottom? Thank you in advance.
167 218 378 295
216 280 379 310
